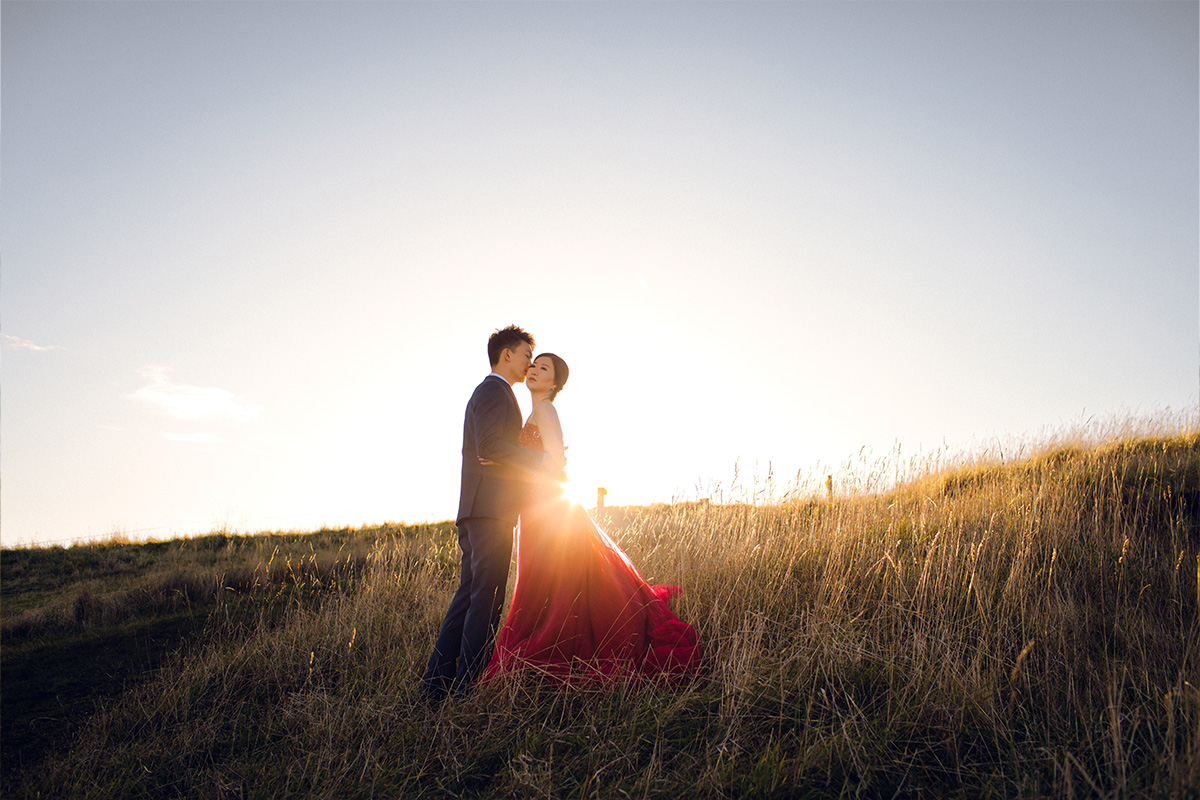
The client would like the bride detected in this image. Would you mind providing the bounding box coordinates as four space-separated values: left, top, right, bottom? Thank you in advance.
483 353 700 682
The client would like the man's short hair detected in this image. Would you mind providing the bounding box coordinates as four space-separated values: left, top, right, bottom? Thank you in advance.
488 325 535 366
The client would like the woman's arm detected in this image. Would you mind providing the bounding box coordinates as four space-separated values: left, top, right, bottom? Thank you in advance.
531 401 566 470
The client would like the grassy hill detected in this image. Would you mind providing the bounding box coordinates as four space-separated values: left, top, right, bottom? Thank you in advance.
2 432 1198 798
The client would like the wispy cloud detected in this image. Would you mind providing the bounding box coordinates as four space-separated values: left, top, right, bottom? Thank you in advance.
164 432 220 452
129 367 263 422
165 432 218 444
3 334 61 351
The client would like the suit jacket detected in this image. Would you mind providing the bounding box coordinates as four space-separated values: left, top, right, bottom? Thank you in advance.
457 374 545 524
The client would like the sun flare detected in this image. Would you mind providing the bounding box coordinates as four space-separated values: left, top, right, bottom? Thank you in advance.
561 479 599 510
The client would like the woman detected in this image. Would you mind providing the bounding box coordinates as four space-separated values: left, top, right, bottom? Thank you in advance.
483 353 700 682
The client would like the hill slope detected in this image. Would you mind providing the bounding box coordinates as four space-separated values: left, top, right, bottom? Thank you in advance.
3 433 1197 798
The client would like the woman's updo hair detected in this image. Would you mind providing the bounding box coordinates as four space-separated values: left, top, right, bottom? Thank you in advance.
538 353 569 400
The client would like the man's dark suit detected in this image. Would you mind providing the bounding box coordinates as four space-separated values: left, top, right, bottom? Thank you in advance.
423 374 544 700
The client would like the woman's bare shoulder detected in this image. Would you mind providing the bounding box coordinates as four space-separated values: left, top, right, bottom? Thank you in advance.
531 400 560 425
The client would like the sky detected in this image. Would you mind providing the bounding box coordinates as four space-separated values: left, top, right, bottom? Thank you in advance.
2 1 1197 547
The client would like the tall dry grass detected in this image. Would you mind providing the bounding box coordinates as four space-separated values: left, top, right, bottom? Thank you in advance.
14 426 1199 798
1 526 411 645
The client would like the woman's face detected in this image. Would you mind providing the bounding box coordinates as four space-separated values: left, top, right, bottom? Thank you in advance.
525 356 557 395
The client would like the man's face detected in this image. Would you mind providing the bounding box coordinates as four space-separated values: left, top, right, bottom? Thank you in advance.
507 342 534 382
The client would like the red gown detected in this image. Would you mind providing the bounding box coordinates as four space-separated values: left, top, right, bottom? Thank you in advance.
484 422 700 683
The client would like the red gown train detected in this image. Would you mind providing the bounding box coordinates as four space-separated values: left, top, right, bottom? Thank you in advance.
483 423 700 682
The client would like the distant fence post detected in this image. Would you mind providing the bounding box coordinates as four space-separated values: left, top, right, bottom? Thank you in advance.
826 475 833 505
596 487 607 511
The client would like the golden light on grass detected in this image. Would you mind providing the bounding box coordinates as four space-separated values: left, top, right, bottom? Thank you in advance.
3 413 1197 798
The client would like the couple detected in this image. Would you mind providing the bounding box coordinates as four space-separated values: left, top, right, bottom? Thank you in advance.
423 325 700 703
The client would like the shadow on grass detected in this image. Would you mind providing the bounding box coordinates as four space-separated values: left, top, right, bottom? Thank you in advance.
1 609 207 793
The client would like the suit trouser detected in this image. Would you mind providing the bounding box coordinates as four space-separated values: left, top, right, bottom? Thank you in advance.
423 517 515 699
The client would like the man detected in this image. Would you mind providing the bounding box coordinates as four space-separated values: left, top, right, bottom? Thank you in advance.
422 325 562 702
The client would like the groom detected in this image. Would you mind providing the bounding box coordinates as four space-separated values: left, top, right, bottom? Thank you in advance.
423 325 560 702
